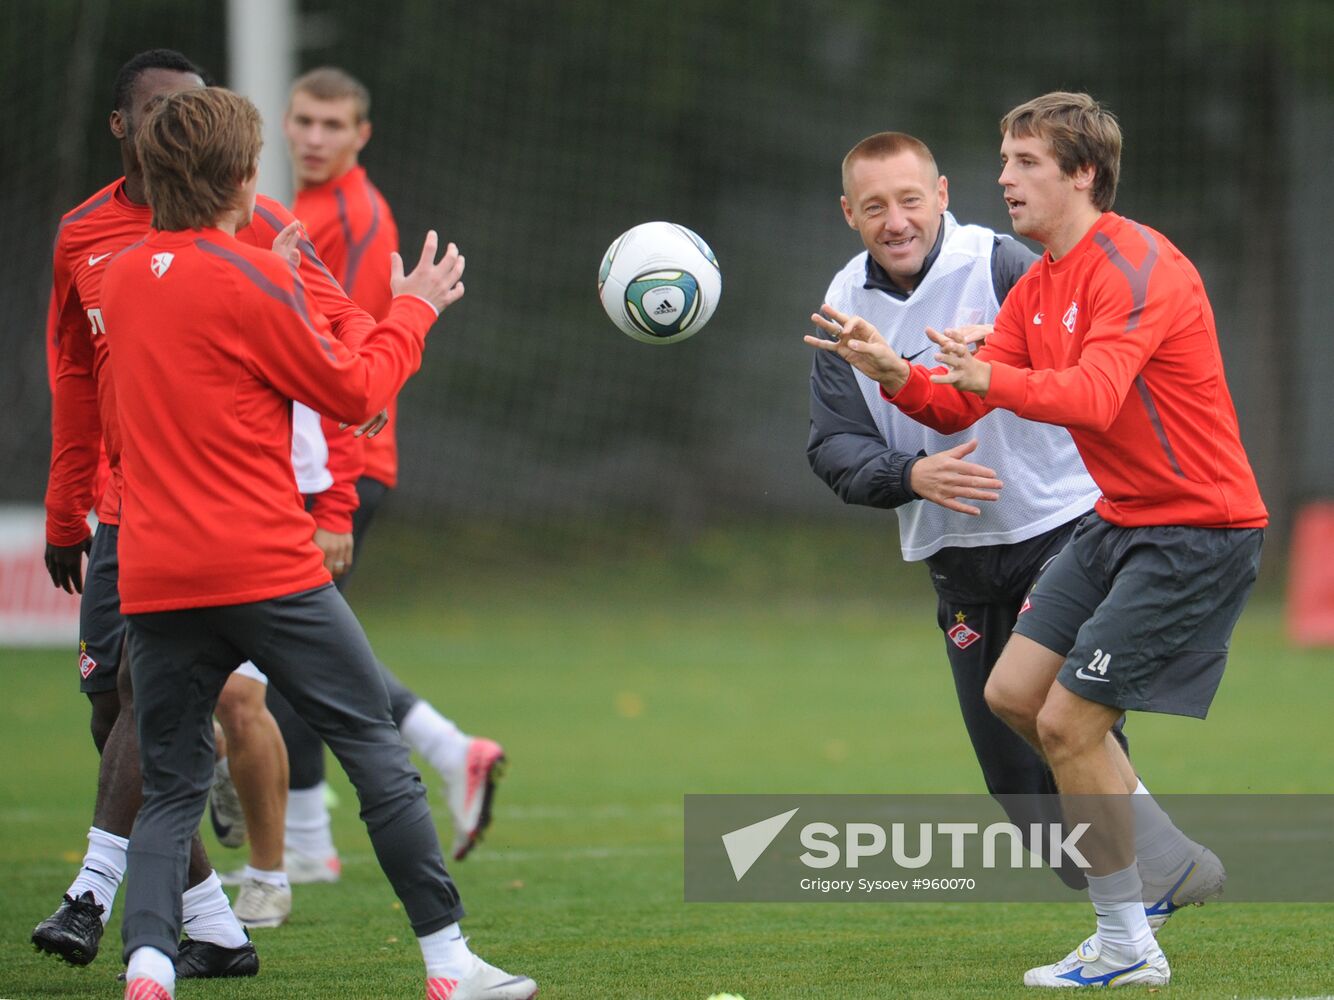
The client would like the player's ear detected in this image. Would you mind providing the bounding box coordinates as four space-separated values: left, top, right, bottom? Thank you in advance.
110 110 127 141
841 195 855 229
354 120 371 152
1072 162 1096 194
937 174 949 212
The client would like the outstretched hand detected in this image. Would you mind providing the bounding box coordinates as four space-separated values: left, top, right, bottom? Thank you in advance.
805 303 911 394
391 231 465 315
927 326 991 395
908 439 1003 516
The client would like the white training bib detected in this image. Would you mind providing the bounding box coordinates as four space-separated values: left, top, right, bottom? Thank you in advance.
824 214 1100 560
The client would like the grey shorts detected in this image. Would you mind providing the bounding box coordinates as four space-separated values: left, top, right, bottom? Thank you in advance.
78 523 125 694
1013 513 1263 718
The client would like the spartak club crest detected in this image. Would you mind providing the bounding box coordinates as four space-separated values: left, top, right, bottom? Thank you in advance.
150 252 175 278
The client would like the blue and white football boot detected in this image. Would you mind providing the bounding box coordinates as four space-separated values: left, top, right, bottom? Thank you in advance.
1024 935 1170 988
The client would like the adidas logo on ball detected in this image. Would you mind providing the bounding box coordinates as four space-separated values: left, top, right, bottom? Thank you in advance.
598 220 722 344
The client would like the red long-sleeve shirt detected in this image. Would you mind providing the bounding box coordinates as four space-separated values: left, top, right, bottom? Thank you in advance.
101 226 435 613
44 180 377 547
294 165 402 487
887 212 1267 529
44 180 144 544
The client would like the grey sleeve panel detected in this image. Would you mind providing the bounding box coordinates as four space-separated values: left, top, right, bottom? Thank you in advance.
990 235 1039 303
807 347 921 509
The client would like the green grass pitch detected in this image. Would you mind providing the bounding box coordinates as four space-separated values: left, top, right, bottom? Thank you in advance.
1 525 1330 998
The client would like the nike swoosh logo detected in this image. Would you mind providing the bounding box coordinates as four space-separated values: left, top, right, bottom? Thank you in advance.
88 253 112 266
1058 958 1148 986
1074 668 1111 683
901 345 932 362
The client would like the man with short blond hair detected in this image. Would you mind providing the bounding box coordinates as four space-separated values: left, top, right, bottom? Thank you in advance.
286 75 507 852
809 129 1101 887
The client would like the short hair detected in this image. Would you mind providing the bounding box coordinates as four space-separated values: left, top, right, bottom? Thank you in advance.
289 66 371 121
1000 92 1121 211
136 88 262 231
112 48 207 112
841 132 938 197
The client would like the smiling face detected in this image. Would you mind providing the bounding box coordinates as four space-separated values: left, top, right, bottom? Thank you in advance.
841 150 948 293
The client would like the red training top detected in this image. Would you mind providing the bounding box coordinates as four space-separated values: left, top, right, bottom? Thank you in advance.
887 213 1267 529
294 164 402 488
45 179 144 544
101 226 435 613
44 180 376 547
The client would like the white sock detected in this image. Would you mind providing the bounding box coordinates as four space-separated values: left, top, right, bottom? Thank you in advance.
181 871 249 948
242 865 289 890
67 826 128 924
1087 863 1154 956
419 922 473 981
400 701 469 779
126 945 175 996
1131 780 1196 875
285 784 336 858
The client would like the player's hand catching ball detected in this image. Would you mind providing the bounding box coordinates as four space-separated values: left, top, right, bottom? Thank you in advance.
392 230 465 314
805 304 911 394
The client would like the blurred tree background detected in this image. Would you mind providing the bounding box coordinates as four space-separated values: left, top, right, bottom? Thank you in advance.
2 0 1330 549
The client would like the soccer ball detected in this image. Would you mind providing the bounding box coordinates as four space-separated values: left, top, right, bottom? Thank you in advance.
597 221 721 344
